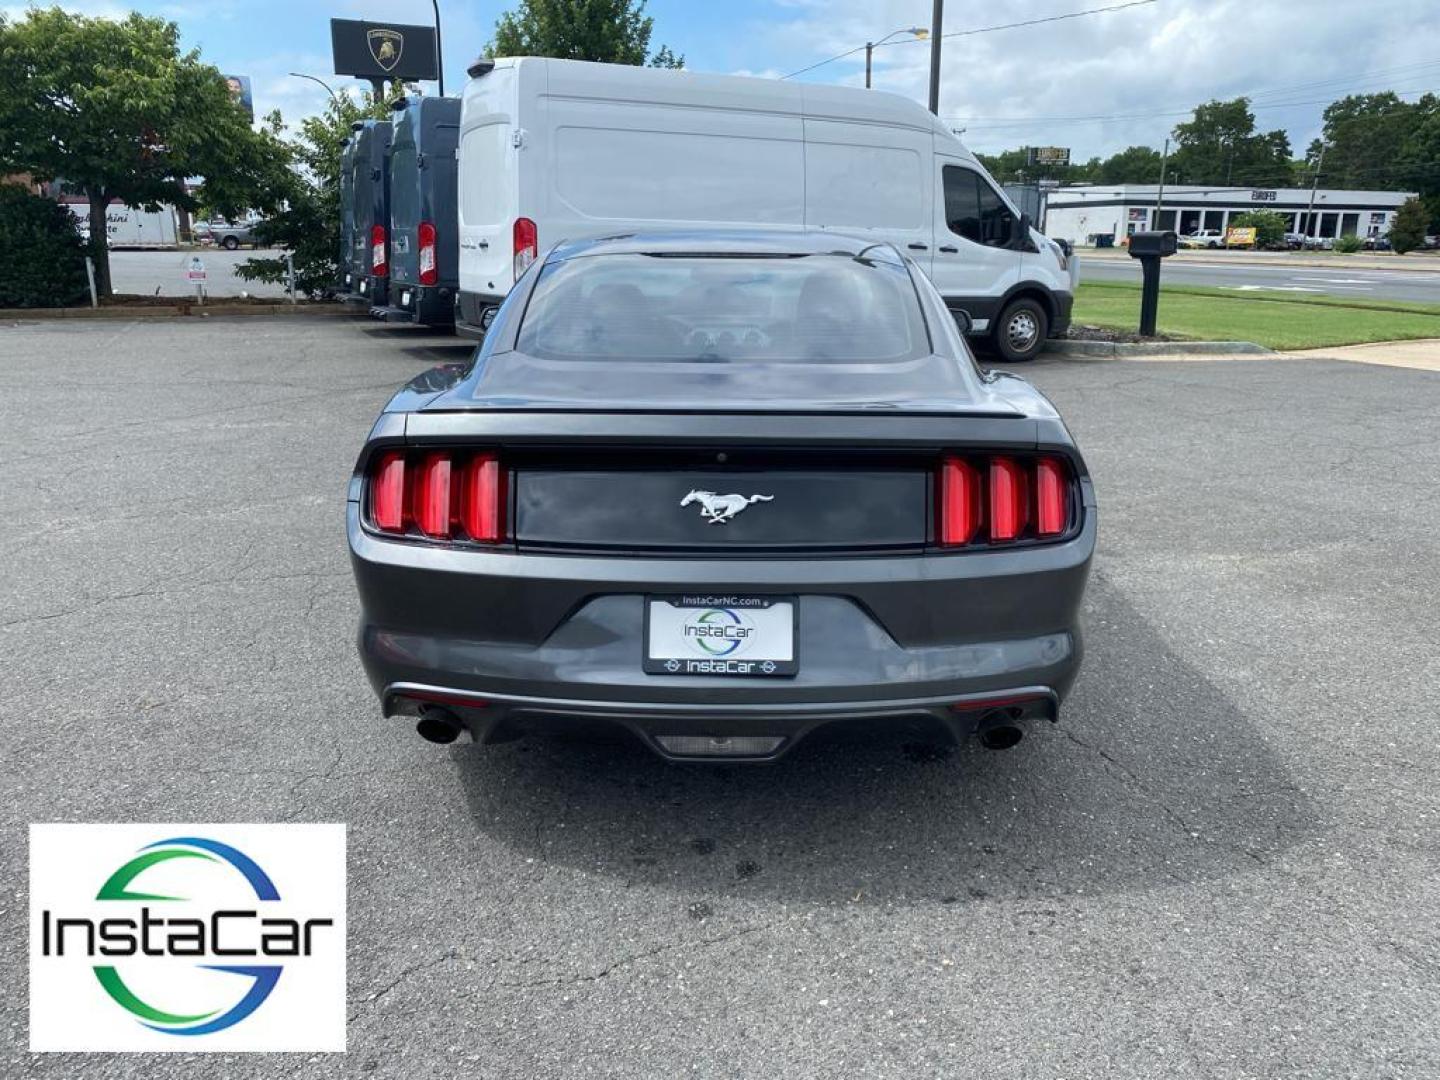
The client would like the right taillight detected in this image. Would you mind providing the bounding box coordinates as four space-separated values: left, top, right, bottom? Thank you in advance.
370 223 388 276
937 454 1071 547
513 216 537 281
367 449 505 544
417 221 438 285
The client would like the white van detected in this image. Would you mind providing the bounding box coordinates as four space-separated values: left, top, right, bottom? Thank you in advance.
456 57 1077 361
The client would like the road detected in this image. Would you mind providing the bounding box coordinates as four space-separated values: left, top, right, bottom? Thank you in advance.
2 316 1438 1077
1081 252 1440 303
108 246 290 298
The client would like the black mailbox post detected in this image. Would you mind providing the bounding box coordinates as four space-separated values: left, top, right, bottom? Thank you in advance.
1126 230 1178 336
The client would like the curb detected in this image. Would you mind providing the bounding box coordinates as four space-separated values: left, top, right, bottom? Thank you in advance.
1046 339 1272 358
0 303 364 321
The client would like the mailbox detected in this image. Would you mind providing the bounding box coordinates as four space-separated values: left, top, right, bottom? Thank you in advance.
1127 230 1178 258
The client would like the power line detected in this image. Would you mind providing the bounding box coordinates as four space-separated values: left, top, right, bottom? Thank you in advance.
780 0 1159 80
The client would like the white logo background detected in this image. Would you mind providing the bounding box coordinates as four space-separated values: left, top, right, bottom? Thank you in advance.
30 823 346 1053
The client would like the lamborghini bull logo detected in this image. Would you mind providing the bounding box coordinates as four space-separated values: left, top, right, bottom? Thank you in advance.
680 490 774 524
367 29 404 72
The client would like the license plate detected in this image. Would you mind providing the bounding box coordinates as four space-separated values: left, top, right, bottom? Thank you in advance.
645 595 797 677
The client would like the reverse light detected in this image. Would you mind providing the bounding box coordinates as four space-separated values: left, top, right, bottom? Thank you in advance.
513 216 537 281
367 449 505 544
371 223 388 276
418 221 437 285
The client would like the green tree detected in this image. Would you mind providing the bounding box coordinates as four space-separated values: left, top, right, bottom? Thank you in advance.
236 90 398 298
1388 196 1427 254
1096 145 1162 185
0 183 89 307
1171 98 1292 188
1228 209 1287 249
490 0 682 66
0 7 290 296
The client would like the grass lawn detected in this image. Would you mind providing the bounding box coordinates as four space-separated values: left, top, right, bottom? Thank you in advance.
1073 281 1440 350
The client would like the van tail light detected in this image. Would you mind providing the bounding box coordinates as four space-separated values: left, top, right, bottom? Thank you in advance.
989 458 1028 542
938 457 980 546
367 450 505 544
937 454 1072 547
513 216 537 281
418 221 437 285
371 223 388 276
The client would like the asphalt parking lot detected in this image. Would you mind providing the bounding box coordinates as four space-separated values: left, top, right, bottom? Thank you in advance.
2 316 1438 1077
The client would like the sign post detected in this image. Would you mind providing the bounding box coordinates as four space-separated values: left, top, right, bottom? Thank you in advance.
183 255 208 305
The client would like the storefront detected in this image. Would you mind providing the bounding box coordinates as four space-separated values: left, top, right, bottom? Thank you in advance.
1043 185 1415 245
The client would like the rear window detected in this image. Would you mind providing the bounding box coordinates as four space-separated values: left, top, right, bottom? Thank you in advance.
514 253 930 363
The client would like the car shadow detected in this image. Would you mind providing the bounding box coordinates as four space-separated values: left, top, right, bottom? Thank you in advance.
449 574 1322 905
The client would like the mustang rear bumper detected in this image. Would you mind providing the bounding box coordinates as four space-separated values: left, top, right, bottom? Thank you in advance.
348 500 1095 760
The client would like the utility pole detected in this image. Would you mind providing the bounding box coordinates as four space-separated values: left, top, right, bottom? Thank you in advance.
1305 142 1327 243
927 0 943 115
865 42 874 89
1155 137 1169 225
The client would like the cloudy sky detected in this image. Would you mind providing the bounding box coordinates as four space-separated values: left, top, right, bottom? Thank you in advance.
10 0 1440 160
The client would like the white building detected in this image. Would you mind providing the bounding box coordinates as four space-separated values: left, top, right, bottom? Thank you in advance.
1044 184 1416 245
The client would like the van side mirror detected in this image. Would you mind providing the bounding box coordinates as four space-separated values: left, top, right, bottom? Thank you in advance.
1011 212 1032 251
952 309 972 334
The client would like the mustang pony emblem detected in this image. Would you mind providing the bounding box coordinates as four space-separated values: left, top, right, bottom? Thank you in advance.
680 490 774 524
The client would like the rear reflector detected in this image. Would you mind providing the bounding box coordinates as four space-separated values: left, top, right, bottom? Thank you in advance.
937 454 1073 547
367 449 505 544
988 458 1028 542
418 221 437 286
1036 457 1068 536
513 216 537 281
938 456 980 546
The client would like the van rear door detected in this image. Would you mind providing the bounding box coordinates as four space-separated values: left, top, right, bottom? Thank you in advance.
458 64 519 298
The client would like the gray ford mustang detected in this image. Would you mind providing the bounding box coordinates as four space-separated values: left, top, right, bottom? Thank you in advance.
347 230 1095 762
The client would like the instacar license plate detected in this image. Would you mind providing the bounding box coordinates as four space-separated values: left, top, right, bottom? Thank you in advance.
645 595 797 677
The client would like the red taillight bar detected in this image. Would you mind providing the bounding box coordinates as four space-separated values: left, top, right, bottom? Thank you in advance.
937 454 1073 547
367 449 505 544
418 221 437 286
513 216 537 281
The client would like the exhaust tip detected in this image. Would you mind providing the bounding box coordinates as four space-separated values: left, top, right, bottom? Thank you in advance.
416 706 464 745
977 709 1025 751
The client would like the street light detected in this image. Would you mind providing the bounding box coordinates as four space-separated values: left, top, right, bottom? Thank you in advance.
864 26 928 89
289 72 339 104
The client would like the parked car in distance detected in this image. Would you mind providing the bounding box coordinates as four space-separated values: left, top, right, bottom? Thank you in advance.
1361 235 1392 251
455 56 1076 362
1282 232 1306 250
347 229 1096 763
1182 229 1226 249
197 218 265 249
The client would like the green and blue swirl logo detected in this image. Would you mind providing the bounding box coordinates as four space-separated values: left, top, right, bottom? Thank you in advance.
39 835 334 1037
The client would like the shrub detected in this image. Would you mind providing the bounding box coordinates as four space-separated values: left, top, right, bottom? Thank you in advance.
0 185 90 308
1228 210 1287 249
1333 234 1363 253
1388 197 1427 254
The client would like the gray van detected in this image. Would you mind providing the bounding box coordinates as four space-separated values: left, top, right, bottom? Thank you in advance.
372 96 460 327
338 134 356 293
348 118 392 308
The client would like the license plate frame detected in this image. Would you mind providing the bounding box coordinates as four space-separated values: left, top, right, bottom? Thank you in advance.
644 594 798 677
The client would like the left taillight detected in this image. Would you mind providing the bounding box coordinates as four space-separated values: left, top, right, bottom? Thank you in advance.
418 221 437 285
371 223 388 276
937 453 1073 547
367 449 505 544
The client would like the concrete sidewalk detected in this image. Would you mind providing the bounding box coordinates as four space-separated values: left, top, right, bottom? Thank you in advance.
1282 338 1440 371
1080 248 1440 273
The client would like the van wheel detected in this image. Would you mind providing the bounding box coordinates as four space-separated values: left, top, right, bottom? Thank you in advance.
993 298 1047 363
